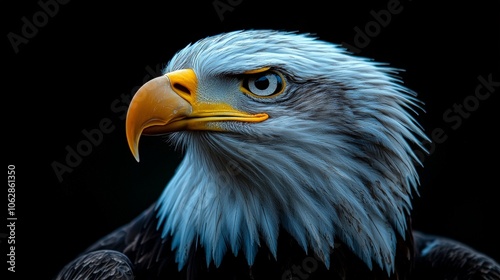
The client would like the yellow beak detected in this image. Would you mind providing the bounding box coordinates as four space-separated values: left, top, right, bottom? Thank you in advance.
125 69 268 162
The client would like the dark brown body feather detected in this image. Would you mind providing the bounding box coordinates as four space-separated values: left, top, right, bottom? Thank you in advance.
56 203 500 280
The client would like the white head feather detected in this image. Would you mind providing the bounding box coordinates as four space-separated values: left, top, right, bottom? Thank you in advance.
154 30 428 274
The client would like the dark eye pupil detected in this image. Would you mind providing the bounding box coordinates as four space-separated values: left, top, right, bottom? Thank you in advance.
254 76 270 90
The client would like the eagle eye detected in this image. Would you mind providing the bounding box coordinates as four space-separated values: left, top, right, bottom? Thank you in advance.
241 71 285 98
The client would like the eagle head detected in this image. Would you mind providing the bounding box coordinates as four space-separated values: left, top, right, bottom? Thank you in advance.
125 30 427 274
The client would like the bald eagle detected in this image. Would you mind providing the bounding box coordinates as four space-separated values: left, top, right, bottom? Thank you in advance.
55 30 500 280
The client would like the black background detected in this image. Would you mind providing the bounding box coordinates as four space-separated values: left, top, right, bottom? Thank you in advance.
4 0 499 279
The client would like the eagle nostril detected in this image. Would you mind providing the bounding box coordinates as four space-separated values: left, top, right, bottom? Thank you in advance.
173 83 191 96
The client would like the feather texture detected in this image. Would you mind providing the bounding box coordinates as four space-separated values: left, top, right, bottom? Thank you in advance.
155 29 428 274
55 29 500 280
